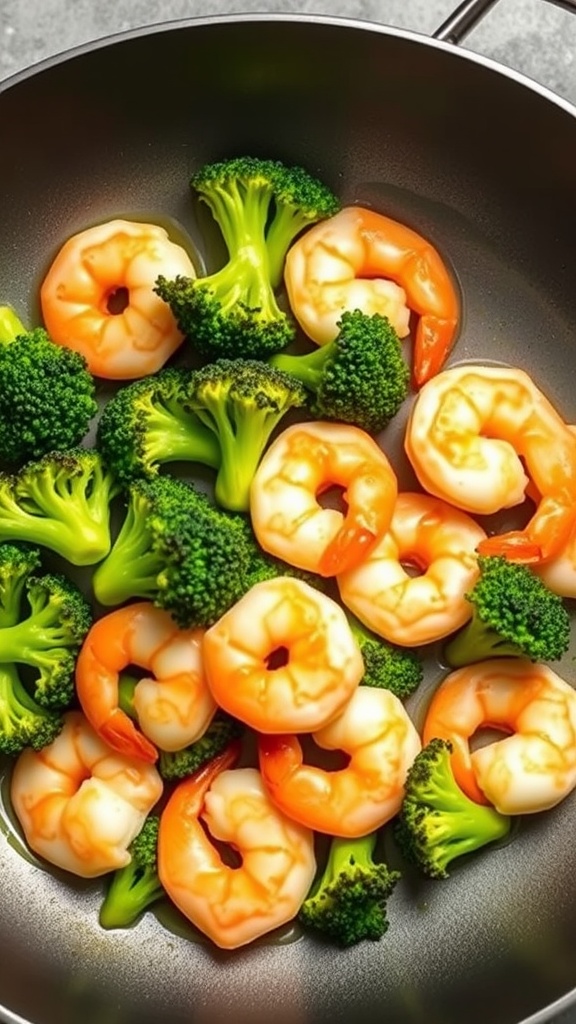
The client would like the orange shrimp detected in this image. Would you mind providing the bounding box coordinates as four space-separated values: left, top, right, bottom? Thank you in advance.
250 420 398 577
284 205 459 386
40 219 196 379
422 660 576 812
158 744 316 949
259 686 421 837
202 577 364 735
75 602 217 764
405 364 576 564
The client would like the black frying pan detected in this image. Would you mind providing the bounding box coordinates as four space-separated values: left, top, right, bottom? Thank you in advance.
2 2 576 1022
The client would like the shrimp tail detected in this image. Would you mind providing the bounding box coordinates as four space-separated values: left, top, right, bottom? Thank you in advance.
477 496 576 564
318 524 377 577
99 709 159 764
164 741 243 817
258 735 301 786
413 315 459 388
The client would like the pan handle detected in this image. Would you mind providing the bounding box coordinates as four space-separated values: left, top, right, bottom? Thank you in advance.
434 0 576 44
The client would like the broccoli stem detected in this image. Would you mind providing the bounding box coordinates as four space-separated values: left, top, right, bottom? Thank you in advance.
92 515 161 607
0 599 75 662
266 208 312 289
99 860 164 929
0 307 25 345
142 408 221 470
444 615 522 668
269 345 329 392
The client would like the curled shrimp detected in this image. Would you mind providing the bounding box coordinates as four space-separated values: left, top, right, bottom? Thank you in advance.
202 577 364 735
10 710 163 877
250 421 398 576
532 425 576 596
259 685 421 837
422 659 576 813
404 363 576 563
284 205 459 386
75 602 218 764
337 492 487 646
158 745 316 949
40 219 196 379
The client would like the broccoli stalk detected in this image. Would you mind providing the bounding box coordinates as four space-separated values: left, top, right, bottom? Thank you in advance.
299 832 401 946
155 156 339 361
99 815 164 929
96 368 221 486
394 738 511 879
185 358 307 511
0 661 62 756
0 543 41 628
269 310 410 433
347 614 423 700
92 476 252 628
0 572 92 709
0 306 97 464
0 448 118 566
444 555 571 668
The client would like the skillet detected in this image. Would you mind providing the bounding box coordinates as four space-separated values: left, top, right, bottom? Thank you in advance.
1 1 576 1022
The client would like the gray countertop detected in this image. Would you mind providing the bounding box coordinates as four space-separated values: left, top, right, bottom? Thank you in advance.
0 3 576 1024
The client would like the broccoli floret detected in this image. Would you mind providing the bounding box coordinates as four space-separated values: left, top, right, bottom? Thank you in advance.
155 156 339 361
0 306 97 464
444 555 571 668
96 368 221 486
0 660 63 756
185 358 307 511
394 738 511 879
158 714 246 781
269 310 410 433
92 475 252 628
99 815 164 929
0 448 118 566
0 570 92 709
347 614 423 700
299 832 401 947
0 542 42 628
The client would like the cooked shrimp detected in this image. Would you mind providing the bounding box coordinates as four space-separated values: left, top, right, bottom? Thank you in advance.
202 577 364 734
158 746 316 949
405 363 576 563
533 425 576 596
422 659 576 813
40 219 196 379
337 492 486 646
10 710 163 877
284 205 459 386
75 602 218 763
259 685 421 837
250 420 398 577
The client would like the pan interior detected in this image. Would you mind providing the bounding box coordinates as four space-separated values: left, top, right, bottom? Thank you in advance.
1 16 576 1024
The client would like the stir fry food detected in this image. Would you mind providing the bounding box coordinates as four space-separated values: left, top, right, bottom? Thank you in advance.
1 154 576 953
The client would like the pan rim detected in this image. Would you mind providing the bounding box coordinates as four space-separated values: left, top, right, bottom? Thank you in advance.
0 9 575 122
1 10 576 1024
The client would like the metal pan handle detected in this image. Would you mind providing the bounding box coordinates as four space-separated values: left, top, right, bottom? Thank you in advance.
434 0 576 44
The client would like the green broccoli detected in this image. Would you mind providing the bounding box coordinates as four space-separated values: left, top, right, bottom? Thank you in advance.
0 542 42 627
269 310 410 433
99 815 164 929
96 368 221 486
0 448 118 566
158 714 246 781
0 568 92 709
185 358 307 511
0 660 63 756
347 614 423 700
444 555 571 668
91 475 252 628
155 156 339 361
394 738 511 879
0 307 97 465
299 832 401 946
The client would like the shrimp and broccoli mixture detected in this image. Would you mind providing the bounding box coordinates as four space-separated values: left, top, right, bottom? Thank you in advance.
1 154 576 951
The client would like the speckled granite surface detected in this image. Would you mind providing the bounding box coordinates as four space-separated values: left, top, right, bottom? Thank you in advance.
0 2 576 1023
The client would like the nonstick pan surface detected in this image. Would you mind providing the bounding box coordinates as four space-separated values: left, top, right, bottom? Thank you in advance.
1 13 576 1024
